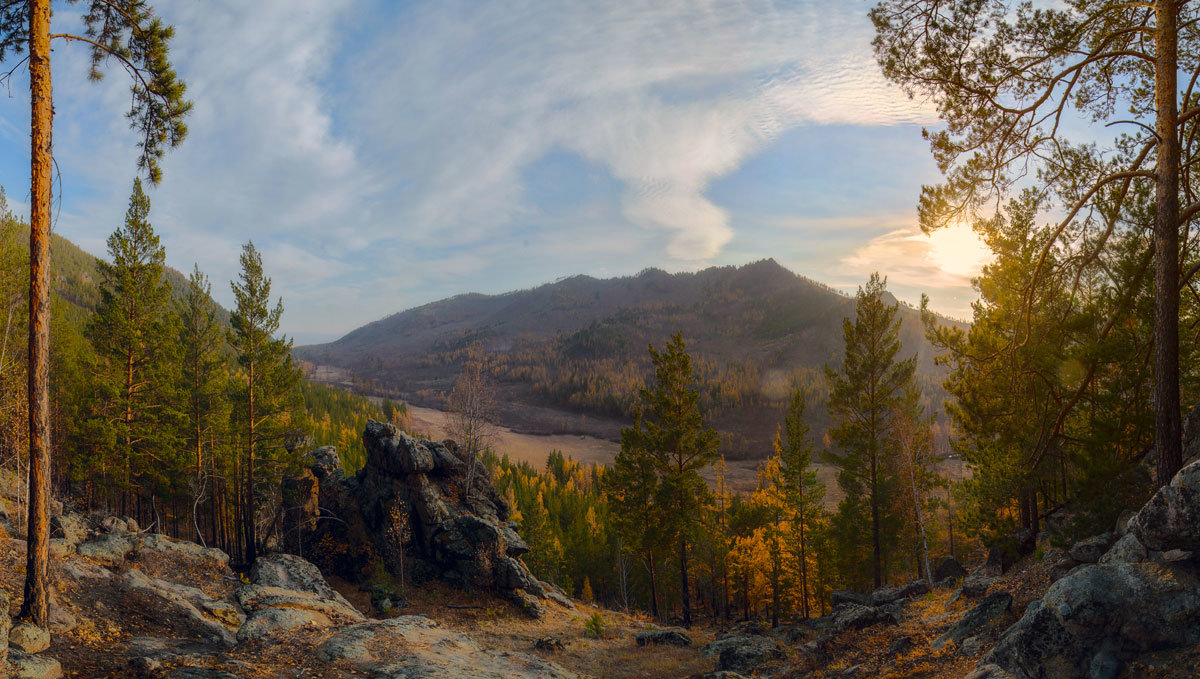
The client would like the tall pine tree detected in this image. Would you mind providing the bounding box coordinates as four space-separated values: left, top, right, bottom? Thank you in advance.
229 241 301 564
775 388 824 617
86 179 179 518
620 332 719 625
176 265 228 545
825 273 916 589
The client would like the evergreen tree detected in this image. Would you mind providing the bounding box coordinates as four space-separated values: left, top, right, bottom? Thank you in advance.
872 0 1196 486
605 434 662 618
825 274 916 589
86 179 179 517
1 0 191 625
176 265 228 545
620 332 719 625
775 388 824 617
229 241 301 564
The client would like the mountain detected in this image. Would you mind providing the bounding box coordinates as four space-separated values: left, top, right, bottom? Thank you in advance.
295 260 967 459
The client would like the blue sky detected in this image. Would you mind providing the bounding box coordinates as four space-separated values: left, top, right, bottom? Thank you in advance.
0 0 991 343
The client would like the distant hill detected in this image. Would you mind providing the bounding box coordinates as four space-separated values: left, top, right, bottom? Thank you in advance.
295 260 967 459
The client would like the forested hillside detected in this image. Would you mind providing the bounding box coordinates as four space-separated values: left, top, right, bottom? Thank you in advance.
0 187 384 564
296 260 964 458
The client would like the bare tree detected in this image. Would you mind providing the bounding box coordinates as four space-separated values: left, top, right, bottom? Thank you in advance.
446 352 498 497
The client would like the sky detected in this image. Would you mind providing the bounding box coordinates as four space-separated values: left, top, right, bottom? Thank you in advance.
0 0 992 344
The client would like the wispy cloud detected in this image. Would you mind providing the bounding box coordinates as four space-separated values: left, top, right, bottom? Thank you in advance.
0 0 949 341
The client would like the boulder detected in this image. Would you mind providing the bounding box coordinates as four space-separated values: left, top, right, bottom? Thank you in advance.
76 532 135 565
1130 458 1200 552
236 608 330 643
534 637 565 653
248 553 350 605
959 573 996 598
8 623 50 654
983 562 1200 678
831 590 868 608
7 650 62 679
635 628 691 647
366 616 579 679
280 421 558 614
119 569 241 645
932 592 1011 650
1098 533 1147 565
49 513 88 544
964 665 1018 679
715 636 783 674
933 557 968 583
832 603 898 631
1068 533 1113 564
871 579 928 606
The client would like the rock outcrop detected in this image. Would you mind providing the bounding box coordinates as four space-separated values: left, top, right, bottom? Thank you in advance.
969 456 1200 678
281 422 562 616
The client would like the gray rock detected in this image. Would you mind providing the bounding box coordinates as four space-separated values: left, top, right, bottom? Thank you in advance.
964 665 1018 679
368 616 579 678
933 557 968 583
170 670 248 679
871 579 928 605
961 636 983 655
316 623 377 663
9 623 50 654
1041 547 1076 582
77 532 135 565
248 553 351 605
959 573 996 598
1068 533 1114 564
236 608 330 643
47 539 74 558
1098 533 1147 565
1131 458 1200 552
984 563 1200 678
886 636 913 656
832 603 898 631
49 513 88 544
831 590 868 608
7 650 63 679
1113 510 1136 538
932 592 1011 650
635 628 691 647
138 533 230 569
534 637 564 653
119 569 242 643
0 587 10 666
715 636 783 674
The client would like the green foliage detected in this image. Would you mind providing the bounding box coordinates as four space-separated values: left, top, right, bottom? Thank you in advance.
82 179 181 503
299 380 383 473
825 273 916 589
584 612 606 639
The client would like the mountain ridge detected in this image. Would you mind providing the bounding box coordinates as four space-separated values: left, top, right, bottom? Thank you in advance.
295 259 965 459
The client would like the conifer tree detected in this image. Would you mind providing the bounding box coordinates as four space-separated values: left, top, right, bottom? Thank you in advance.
229 241 301 564
1 0 190 625
775 388 824 617
86 179 178 518
620 332 719 625
176 265 228 545
825 274 917 588
605 432 663 618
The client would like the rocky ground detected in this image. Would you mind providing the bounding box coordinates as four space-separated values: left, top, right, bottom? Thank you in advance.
3 422 1200 677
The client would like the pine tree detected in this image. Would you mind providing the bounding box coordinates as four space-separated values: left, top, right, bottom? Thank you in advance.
775 388 824 617
1 0 191 625
605 434 662 618
86 179 179 518
621 332 719 625
229 241 301 564
176 265 228 545
825 274 917 589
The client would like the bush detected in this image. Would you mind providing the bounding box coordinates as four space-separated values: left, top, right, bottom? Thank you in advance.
584 612 606 639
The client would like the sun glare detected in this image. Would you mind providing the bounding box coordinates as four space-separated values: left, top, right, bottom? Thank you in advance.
925 223 991 279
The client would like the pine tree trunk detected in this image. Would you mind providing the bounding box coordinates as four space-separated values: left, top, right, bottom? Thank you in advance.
647 550 659 619
1154 0 1183 488
245 360 257 564
799 518 809 619
20 0 52 626
679 537 691 626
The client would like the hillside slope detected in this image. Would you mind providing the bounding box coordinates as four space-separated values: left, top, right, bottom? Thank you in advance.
296 260 964 458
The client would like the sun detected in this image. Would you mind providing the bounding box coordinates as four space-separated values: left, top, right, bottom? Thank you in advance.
925 223 992 279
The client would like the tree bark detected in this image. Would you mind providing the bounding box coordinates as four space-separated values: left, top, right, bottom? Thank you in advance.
20 0 52 626
680 536 691 625
244 359 257 564
1155 0 1183 488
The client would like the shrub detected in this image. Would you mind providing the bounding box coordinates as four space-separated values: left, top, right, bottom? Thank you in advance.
584 612 606 639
